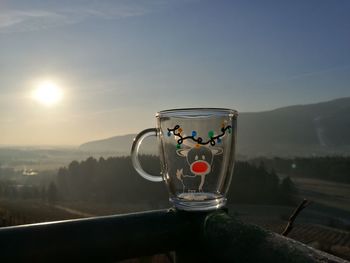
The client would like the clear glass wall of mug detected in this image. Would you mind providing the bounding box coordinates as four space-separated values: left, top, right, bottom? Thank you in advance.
131 108 238 211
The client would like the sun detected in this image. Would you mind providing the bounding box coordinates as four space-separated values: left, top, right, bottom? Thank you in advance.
32 80 63 106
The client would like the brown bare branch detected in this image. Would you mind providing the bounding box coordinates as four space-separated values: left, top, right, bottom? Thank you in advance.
282 199 310 236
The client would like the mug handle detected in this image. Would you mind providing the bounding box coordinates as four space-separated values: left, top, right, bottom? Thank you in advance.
131 128 163 182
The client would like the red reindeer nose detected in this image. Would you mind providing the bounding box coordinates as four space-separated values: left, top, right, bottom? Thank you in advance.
191 161 209 174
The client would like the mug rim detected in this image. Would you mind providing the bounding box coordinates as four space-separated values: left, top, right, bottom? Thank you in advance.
156 108 238 118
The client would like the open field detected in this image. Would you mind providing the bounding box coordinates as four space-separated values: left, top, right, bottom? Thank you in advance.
0 147 125 172
227 177 350 260
228 204 350 261
0 199 83 226
0 198 169 227
289 223 350 260
292 177 350 213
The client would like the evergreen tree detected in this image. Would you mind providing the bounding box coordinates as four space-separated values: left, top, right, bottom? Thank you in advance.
47 182 58 204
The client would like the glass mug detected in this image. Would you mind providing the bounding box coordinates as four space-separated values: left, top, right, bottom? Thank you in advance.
131 108 238 211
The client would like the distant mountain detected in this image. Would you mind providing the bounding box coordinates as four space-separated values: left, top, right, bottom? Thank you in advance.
238 97 350 156
79 97 350 157
79 134 157 154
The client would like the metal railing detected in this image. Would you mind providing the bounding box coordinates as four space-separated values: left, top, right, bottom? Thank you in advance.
0 208 348 263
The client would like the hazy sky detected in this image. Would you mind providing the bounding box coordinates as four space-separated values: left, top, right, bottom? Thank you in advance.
0 0 349 145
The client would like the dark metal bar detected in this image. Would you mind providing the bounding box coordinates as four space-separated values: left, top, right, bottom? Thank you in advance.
0 209 198 262
0 209 347 263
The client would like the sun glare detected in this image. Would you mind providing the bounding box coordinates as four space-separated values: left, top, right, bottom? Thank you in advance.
32 80 63 106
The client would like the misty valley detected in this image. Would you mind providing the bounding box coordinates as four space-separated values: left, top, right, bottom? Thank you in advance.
1 98 350 260
0 148 349 260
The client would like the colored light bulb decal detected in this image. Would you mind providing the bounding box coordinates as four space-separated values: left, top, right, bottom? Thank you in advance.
167 124 232 147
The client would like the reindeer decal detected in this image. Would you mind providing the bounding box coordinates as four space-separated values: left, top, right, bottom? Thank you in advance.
176 146 222 192
167 124 231 192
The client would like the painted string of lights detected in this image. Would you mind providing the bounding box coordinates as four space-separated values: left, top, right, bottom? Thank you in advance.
167 123 232 149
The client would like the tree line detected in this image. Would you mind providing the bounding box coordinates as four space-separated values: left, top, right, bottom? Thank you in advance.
0 156 298 206
53 156 297 205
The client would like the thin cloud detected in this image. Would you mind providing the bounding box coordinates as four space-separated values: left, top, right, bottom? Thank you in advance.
0 10 76 32
0 1 153 33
